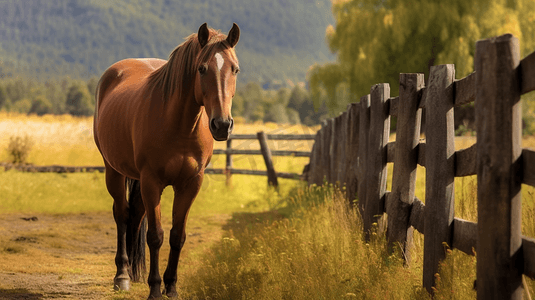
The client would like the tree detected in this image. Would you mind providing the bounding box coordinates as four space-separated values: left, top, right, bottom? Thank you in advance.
311 0 535 112
237 82 264 122
65 81 93 116
0 85 7 110
29 95 52 116
264 103 289 124
288 84 328 125
87 76 99 98
12 98 32 114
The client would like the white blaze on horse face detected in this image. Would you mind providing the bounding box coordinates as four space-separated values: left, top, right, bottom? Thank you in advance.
215 53 224 71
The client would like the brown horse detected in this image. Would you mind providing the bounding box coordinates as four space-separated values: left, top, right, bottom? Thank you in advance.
93 23 240 299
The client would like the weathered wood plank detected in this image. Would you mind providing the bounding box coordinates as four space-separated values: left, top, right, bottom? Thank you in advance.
475 34 523 300
455 143 477 177
389 96 399 116
345 103 360 202
417 142 426 167
205 168 301 179
423 64 456 294
387 73 424 264
321 119 332 183
523 236 535 279
386 142 395 163
212 149 311 157
453 72 476 107
357 95 371 216
0 163 106 173
364 84 391 238
523 149 535 187
330 116 340 184
419 87 427 109
520 50 535 95
204 168 225 175
323 118 334 183
332 113 343 185
409 197 425 234
339 111 348 186
257 131 279 188
311 128 324 185
452 218 477 256
305 133 317 184
230 134 316 140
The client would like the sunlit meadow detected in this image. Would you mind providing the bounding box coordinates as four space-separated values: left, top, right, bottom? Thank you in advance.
2 112 535 299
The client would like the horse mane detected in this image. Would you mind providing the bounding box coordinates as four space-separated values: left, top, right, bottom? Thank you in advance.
148 27 233 101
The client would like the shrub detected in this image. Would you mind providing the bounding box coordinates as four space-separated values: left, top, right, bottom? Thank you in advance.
29 95 53 116
7 135 33 164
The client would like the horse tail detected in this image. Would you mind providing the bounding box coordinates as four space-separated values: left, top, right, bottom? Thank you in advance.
125 177 147 282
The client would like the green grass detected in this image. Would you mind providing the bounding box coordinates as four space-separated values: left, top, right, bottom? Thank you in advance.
0 169 298 216
177 184 430 299
0 170 109 213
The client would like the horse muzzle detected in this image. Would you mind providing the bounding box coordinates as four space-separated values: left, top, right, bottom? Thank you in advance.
209 117 234 141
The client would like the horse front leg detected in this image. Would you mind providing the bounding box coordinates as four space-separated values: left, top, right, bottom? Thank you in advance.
104 165 130 291
163 175 203 298
140 175 165 299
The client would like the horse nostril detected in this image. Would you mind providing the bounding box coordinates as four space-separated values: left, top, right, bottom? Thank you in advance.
210 118 218 131
228 119 234 132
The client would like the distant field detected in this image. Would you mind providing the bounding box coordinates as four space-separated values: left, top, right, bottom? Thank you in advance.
0 113 318 214
0 112 318 169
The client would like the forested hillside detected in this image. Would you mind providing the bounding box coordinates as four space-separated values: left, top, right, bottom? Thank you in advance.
0 0 335 86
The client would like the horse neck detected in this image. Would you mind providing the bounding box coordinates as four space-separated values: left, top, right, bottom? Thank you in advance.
164 89 206 137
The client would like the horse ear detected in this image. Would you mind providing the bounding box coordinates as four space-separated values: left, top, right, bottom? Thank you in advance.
226 23 240 48
198 23 209 48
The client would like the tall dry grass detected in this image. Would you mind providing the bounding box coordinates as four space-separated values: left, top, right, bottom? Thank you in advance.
178 184 429 299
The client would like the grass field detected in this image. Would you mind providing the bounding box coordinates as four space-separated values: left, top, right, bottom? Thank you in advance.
1 113 535 299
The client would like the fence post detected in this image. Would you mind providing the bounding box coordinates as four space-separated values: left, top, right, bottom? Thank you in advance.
307 130 318 185
357 95 371 216
334 113 346 188
475 34 523 300
312 127 325 185
319 120 330 185
330 117 340 185
423 64 455 293
225 138 232 186
339 111 348 186
364 84 390 238
257 131 279 188
346 103 360 204
387 73 424 264
325 119 334 184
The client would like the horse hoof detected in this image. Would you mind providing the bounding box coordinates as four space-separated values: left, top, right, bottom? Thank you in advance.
164 285 178 299
147 287 163 300
147 293 163 300
113 277 131 291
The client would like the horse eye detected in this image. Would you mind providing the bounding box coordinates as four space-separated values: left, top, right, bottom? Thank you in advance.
198 64 208 74
233 67 240 75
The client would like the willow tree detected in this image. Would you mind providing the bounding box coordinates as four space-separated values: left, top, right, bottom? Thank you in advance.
310 0 535 109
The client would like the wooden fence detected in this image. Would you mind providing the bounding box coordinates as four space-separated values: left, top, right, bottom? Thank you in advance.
303 34 535 299
1 132 314 188
206 132 314 187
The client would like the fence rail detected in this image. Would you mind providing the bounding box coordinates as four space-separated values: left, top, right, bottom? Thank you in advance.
303 33 535 299
1 134 313 187
206 132 313 187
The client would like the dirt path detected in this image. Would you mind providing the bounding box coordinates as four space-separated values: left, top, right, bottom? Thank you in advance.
0 212 230 299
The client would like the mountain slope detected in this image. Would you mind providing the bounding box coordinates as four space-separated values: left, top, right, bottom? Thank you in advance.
0 0 335 86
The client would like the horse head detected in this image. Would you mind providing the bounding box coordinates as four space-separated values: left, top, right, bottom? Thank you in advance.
194 23 240 141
